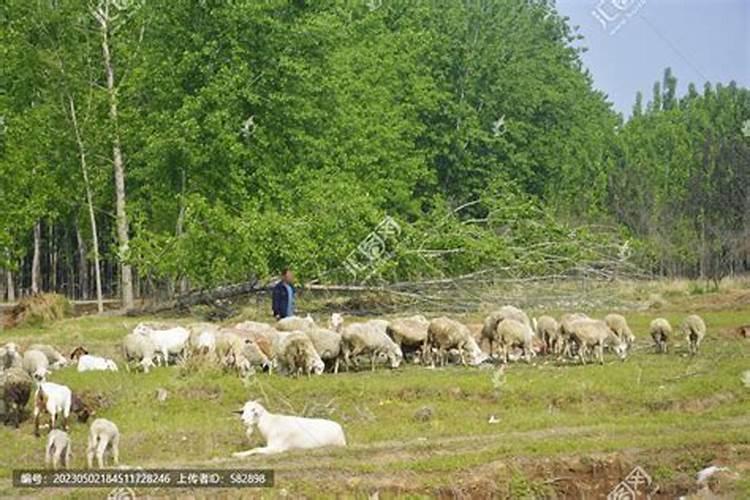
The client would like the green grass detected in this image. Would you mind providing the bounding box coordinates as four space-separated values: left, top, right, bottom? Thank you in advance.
0 292 748 498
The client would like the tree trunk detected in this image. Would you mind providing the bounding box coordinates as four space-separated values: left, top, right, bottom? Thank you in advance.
31 221 42 294
75 224 89 300
68 96 104 313
95 1 133 310
176 168 189 295
6 269 14 302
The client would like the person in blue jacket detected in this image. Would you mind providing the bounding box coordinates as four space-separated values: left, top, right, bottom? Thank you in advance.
272 267 296 319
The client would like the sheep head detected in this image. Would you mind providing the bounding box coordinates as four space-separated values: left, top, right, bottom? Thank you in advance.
235 400 266 427
329 313 344 333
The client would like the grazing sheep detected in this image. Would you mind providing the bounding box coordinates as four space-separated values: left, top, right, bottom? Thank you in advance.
1 342 23 372
86 418 120 469
681 314 706 355
22 350 49 380
425 317 487 367
276 314 316 332
303 328 342 373
122 333 158 373
341 322 403 371
133 323 190 366
568 319 627 365
533 316 560 355
604 314 635 347
495 319 535 363
0 367 33 427
45 429 72 470
387 315 430 361
232 400 345 457
649 318 672 353
558 313 590 357
33 381 73 436
77 355 118 373
234 321 276 335
187 322 220 355
481 306 531 356
216 329 271 375
28 344 67 369
276 332 324 376
329 312 345 333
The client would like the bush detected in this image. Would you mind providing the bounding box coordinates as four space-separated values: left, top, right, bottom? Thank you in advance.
8 293 72 328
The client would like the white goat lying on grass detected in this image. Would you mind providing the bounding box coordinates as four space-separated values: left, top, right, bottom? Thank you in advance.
232 401 346 457
77 355 118 372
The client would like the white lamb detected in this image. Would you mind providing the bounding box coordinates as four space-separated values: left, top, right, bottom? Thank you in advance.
87 418 120 468
133 323 190 366
45 429 72 470
232 400 346 457
33 381 72 436
77 355 118 373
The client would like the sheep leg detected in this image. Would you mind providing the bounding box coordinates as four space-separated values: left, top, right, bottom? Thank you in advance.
233 446 282 457
96 438 108 468
33 407 41 437
333 357 339 375
111 434 120 466
53 446 63 470
86 438 95 468
64 444 71 469
45 441 53 467
597 344 604 365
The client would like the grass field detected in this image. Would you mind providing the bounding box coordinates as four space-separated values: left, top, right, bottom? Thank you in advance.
0 282 749 498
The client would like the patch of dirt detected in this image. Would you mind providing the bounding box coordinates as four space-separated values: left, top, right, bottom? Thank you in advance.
646 392 737 413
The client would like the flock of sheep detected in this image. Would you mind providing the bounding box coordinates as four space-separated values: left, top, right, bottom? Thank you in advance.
0 306 708 466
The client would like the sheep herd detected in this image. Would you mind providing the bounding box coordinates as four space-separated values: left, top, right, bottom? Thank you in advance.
0 306 707 469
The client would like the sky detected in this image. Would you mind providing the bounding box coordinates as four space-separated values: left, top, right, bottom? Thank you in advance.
554 0 750 117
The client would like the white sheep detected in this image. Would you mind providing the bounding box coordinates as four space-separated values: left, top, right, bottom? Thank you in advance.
234 320 276 335
341 322 402 371
133 323 190 366
28 344 68 369
216 329 271 375
276 314 316 332
231 400 346 457
22 350 49 380
425 317 487 367
0 342 23 371
387 315 430 361
33 381 72 436
604 313 635 347
495 318 535 363
45 429 72 470
303 328 342 373
649 318 672 353
481 306 530 355
568 319 627 365
122 333 158 373
187 322 220 355
681 314 706 355
558 312 590 357
275 332 324 376
86 418 120 468
76 355 118 373
533 316 560 355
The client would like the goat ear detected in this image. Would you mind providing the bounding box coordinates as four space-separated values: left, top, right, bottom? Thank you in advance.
232 408 244 415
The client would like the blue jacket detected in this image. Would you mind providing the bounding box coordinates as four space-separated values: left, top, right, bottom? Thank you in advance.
272 281 295 319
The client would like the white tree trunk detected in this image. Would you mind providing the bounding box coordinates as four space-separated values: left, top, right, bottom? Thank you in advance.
96 0 134 310
6 269 14 302
68 96 104 313
31 222 42 294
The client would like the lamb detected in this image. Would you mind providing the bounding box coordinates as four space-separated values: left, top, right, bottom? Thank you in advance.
568 319 627 365
45 430 72 470
495 319 535 363
33 381 72 436
0 367 33 427
480 306 531 356
28 344 67 369
275 332 325 376
121 333 158 373
232 400 346 457
133 323 190 366
22 350 50 380
77 355 118 373
303 328 342 373
0 342 23 371
681 314 706 355
604 313 636 347
425 317 487 367
386 315 430 361
276 314 316 332
86 418 120 468
341 322 403 371
649 318 672 353
533 316 560 354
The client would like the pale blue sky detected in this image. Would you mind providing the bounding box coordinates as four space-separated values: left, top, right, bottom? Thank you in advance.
555 0 750 117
